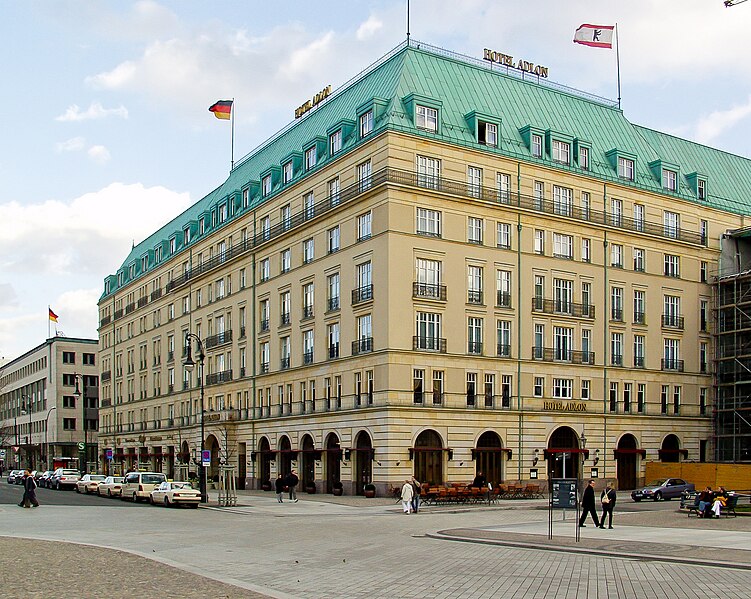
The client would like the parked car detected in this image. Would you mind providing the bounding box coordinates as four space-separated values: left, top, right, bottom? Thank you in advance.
38 471 55 488
150 481 201 508
6 470 24 484
121 471 166 502
631 478 695 501
97 476 125 498
76 474 107 494
14 471 27 484
51 468 81 490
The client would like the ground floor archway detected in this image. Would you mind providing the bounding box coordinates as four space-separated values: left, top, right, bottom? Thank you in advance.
473 431 505 486
325 433 341 493
413 429 444 486
354 431 373 495
546 426 582 480
616 434 639 490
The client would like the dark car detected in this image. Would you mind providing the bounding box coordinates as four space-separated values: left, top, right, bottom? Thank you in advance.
38 471 55 488
6 470 24 484
631 478 695 502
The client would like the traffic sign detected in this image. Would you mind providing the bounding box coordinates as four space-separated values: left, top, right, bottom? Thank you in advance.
105 448 113 461
0 449 5 458
201 450 211 467
77 442 85 451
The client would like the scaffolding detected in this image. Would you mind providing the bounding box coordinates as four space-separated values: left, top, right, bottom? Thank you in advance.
714 230 751 461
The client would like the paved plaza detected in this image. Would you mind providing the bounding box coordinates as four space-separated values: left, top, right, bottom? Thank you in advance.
2 489 751 598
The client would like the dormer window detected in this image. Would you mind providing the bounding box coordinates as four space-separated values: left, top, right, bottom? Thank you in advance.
141 255 148 272
662 168 677 192
305 146 317 170
262 174 272 197
552 140 570 165
618 157 634 181
579 147 589 170
283 161 293 184
199 218 205 235
478 122 497 147
698 179 706 200
330 129 342 155
117 272 124 286
416 105 438 132
360 110 373 137
154 245 163 262
242 188 249 208
169 238 176 255
128 263 136 278
532 134 543 157
183 228 191 245
219 203 227 223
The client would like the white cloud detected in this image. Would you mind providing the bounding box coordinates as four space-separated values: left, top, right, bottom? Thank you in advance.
694 96 751 145
86 60 137 89
357 16 383 41
56 136 86 153
88 145 111 164
55 101 128 122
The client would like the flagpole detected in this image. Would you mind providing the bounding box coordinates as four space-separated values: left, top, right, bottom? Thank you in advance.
615 23 622 109
48 305 50 339
407 0 410 42
231 98 235 171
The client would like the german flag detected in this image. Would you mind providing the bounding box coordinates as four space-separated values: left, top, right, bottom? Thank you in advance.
209 100 233 120
49 308 59 322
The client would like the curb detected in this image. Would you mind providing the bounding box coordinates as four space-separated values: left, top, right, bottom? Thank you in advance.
427 530 751 571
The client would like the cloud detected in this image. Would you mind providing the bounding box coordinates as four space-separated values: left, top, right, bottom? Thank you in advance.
88 145 111 164
55 101 129 122
694 96 751 145
357 16 383 41
0 284 19 310
86 60 137 89
56 137 86 153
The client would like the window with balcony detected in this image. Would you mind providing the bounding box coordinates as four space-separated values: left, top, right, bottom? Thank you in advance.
497 172 511 204
302 283 314 319
467 265 483 304
497 320 511 357
496 270 511 308
328 322 340 359
611 287 623 321
415 312 443 351
467 166 482 198
327 272 340 311
415 258 443 300
634 334 645 368
611 333 623 366
416 155 440 190
357 160 372 192
354 261 372 304
664 211 680 238
553 186 572 217
280 291 291 327
468 317 483 354
633 290 645 324
329 177 340 206
302 330 314 364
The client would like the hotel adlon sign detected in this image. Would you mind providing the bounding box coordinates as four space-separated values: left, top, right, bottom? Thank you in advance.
483 48 549 78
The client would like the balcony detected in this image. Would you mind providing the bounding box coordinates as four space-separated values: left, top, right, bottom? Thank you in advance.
467 290 483 305
137 297 148 308
101 370 112 382
496 292 512 308
633 311 646 325
328 297 340 311
467 341 483 355
125 302 135 314
611 354 623 367
205 369 233 386
205 330 233 349
352 285 373 305
662 314 684 329
239 326 246 338
413 282 446 301
302 306 314 320
413 336 447 352
634 356 645 368
303 351 314 365
352 337 373 355
497 344 511 357
532 347 595 365
280 313 291 327
150 288 163 301
531 298 595 318
260 319 270 333
260 362 269 374
328 344 340 359
167 351 174 362
611 308 624 322
280 357 290 370
661 358 684 372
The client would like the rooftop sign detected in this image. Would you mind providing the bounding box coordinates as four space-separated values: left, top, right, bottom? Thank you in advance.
295 85 332 119
483 48 549 79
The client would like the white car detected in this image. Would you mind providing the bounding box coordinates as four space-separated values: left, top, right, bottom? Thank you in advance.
97 476 125 498
149 481 201 508
76 474 107 494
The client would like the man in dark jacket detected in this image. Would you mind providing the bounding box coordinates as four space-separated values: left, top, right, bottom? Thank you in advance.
287 470 299 502
274 473 285 503
578 480 599 527
599 483 616 528
19 469 39 508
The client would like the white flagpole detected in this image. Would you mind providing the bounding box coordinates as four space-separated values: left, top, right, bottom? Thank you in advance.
231 98 235 171
48 305 50 338
615 23 622 109
407 0 410 41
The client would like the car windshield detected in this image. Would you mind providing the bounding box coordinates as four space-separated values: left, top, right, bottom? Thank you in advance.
113 477 124 483
143 475 166 484
62 470 79 475
645 480 668 487
90 476 106 481
172 482 191 489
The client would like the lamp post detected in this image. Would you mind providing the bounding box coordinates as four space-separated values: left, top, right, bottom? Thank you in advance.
21 394 32 468
580 433 587 486
183 333 207 503
44 406 57 470
74 374 87 476
14 397 27 468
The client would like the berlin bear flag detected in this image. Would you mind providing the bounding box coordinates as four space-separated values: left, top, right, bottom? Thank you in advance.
573 24 614 48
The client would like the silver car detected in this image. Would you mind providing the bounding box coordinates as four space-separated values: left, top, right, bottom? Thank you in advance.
631 478 695 502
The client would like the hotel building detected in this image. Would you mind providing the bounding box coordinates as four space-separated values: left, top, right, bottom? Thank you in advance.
97 40 748 493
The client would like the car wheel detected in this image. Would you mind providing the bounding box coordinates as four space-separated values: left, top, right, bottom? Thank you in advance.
55 482 60 491
75 486 80 493
164 497 170 507
107 489 112 498
133 492 139 503
654 491 662 501
190 503 198 509
633 498 641 502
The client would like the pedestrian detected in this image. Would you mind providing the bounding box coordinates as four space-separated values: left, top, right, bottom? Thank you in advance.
19 468 39 508
578 480 600 528
599 483 616 529
287 469 299 502
472 470 486 488
400 478 414 514
274 473 285 503
410 476 421 514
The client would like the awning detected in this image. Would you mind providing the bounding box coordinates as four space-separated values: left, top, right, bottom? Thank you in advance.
544 448 590 459
409 447 452 460
613 448 646 458
345 447 375 460
658 448 688 457
471 447 513 460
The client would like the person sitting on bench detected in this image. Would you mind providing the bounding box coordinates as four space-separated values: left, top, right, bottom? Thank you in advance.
697 486 714 518
711 487 729 518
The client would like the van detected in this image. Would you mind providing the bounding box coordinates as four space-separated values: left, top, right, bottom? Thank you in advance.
121 471 167 502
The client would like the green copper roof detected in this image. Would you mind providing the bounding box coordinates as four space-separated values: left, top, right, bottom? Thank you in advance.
103 39 751 298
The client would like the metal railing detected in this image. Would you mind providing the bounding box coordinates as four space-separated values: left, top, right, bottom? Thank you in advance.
532 347 595 365
532 298 595 318
413 282 446 301
413 336 447 352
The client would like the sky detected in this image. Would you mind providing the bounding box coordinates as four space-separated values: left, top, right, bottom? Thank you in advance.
1 0 750 363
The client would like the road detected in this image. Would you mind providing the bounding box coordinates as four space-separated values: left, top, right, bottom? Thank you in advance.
1 482 750 599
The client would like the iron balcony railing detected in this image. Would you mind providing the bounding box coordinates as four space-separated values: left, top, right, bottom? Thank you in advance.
662 314 684 329
302 306 314 319
496 292 512 308
532 347 595 365
206 369 233 386
352 285 373 305
303 351 314 365
532 298 595 318
329 344 340 359
205 330 233 349
413 336 447 352
633 311 646 325
280 357 290 370
328 297 340 311
260 362 269 374
413 282 446 301
497 344 511 357
467 290 483 304
352 337 373 355
611 308 624 322
467 341 483 355
634 356 645 368
280 313 291 327
260 319 270 332
661 358 684 372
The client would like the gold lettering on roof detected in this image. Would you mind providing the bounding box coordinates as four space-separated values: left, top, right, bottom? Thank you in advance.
295 85 333 119
483 48 549 79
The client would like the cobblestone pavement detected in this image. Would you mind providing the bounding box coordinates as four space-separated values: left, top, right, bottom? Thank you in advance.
2 494 751 598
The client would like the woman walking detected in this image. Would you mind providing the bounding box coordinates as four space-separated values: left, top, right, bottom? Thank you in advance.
400 478 414 514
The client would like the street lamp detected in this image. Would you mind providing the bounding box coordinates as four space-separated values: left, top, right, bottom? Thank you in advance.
183 333 207 503
13 397 27 468
74 374 88 476
21 394 32 468
44 406 57 470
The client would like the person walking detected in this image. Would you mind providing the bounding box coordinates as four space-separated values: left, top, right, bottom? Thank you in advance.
400 478 414 514
287 469 299 502
274 473 285 503
19 469 39 508
578 480 600 528
410 476 421 514
599 483 616 529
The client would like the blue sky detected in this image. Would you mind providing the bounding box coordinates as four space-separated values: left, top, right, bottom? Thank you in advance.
1 0 750 362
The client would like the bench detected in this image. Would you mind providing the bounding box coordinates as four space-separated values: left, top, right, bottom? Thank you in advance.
687 493 738 518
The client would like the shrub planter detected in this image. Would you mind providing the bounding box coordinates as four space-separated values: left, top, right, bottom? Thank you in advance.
364 483 376 498
332 482 343 496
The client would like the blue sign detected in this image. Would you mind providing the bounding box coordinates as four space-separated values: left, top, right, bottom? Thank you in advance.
105 448 113 461
201 450 211 466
